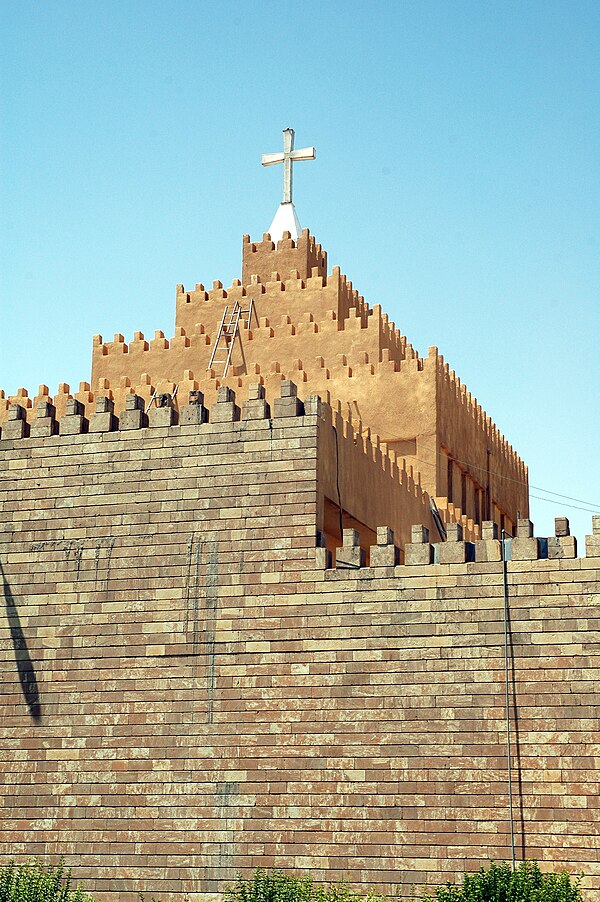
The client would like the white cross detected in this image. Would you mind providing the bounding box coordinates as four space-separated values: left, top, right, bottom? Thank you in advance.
261 128 316 205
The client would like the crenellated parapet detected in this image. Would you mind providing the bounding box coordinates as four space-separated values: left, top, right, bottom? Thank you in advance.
323 515 600 572
427 346 529 529
0 379 452 551
242 227 327 284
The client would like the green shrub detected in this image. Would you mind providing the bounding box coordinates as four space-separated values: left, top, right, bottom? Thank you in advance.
223 869 313 902
223 869 385 902
422 861 584 902
0 860 93 902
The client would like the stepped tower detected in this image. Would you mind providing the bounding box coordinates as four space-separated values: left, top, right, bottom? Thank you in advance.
0 128 528 554
0 226 528 554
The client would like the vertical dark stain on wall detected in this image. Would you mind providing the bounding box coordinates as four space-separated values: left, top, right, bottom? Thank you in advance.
184 532 202 654
205 542 219 725
1 560 41 721
211 781 239 885
65 540 83 574
94 537 116 590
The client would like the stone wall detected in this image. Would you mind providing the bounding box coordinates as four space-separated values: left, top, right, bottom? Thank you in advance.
1 400 598 901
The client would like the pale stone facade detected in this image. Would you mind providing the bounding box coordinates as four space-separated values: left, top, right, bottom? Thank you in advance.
0 399 599 899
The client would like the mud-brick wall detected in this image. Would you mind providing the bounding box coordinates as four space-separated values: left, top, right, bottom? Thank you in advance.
1 414 599 901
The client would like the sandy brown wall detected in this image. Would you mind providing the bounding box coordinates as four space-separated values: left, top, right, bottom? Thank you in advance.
434 355 528 526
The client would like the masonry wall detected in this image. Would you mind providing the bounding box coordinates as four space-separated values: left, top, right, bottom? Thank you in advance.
1 407 599 901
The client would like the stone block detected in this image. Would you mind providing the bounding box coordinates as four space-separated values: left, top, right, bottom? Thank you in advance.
247 383 265 401
411 524 430 544
30 400 58 437
555 517 570 537
315 546 332 569
30 420 58 438
179 404 208 426
35 400 56 418
585 516 600 558
3 408 29 439
94 396 115 414
280 380 298 398
89 398 118 433
273 380 303 417
370 544 399 567
119 394 147 430
148 406 177 427
337 528 365 569
188 389 205 405
89 412 118 432
370 526 399 566
211 386 240 423
304 395 324 418
547 536 577 559
126 393 143 410
511 536 539 561
516 518 534 538
405 525 433 565
509 518 538 559
242 397 270 421
60 399 87 435
439 538 473 565
7 403 26 421
377 526 394 545
274 396 303 417
475 539 502 562
446 523 463 542
405 542 434 565
120 411 147 430
481 520 498 540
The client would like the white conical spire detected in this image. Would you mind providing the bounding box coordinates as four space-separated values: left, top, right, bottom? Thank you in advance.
267 202 302 242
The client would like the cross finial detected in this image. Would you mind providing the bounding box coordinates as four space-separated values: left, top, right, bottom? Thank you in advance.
261 128 316 205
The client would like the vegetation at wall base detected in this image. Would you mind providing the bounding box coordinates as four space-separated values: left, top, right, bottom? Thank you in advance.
421 861 584 902
223 869 386 902
0 860 92 902
0 860 584 902
224 864 584 902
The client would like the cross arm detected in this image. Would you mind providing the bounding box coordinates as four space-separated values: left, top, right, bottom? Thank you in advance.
261 152 285 167
290 147 316 161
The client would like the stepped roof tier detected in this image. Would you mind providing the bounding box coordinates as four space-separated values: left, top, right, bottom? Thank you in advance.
0 228 528 555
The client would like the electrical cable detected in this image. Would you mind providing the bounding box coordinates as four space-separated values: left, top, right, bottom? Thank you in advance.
529 494 599 514
392 436 599 512
501 530 517 871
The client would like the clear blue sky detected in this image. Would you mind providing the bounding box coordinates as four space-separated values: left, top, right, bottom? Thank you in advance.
1 0 598 542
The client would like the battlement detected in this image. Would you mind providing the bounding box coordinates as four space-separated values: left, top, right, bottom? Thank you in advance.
0 379 423 485
432 348 526 476
0 379 450 554
328 515 600 572
242 227 327 285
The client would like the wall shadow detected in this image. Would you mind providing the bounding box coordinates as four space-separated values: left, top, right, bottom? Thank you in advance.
1 560 42 721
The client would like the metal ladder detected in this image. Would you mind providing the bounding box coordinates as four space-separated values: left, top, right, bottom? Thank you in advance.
207 299 254 377
145 384 178 414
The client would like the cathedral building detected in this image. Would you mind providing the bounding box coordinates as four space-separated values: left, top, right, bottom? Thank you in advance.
1 132 598 900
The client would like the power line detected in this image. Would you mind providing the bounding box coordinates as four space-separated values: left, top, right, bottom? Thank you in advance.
529 493 599 514
408 438 599 511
